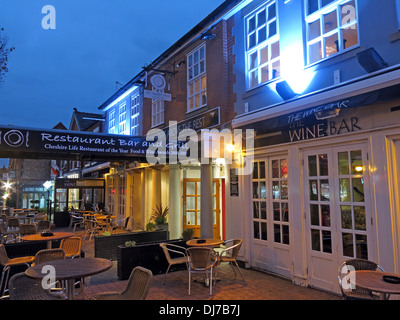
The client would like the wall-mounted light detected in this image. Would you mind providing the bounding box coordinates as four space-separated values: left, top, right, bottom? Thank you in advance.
275 80 298 100
201 31 216 40
357 48 388 73
176 60 185 68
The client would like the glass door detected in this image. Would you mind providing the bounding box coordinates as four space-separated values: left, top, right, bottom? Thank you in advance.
303 144 371 293
183 179 220 239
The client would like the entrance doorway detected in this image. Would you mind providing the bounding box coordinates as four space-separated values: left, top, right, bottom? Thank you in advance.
183 178 221 239
303 144 372 293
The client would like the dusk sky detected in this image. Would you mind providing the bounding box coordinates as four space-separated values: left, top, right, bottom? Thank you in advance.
0 0 225 166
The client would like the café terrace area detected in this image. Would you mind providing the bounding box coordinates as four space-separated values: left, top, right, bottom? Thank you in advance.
0 208 340 301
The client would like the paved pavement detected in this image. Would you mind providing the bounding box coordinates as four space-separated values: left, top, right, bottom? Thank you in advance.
71 228 341 301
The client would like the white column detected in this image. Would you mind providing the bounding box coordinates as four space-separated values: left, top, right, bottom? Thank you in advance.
200 162 213 238
168 165 181 239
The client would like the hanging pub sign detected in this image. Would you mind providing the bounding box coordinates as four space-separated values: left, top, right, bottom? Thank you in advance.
0 125 149 161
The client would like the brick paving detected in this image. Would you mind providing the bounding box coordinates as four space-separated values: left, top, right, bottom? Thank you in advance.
66 228 341 301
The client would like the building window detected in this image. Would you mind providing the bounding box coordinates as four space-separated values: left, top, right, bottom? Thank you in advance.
306 0 358 65
252 158 289 244
187 44 207 112
108 110 115 134
119 102 127 135
152 90 164 127
131 94 140 136
246 1 280 90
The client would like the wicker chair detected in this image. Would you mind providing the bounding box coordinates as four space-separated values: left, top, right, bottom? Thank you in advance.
60 237 82 259
8 272 65 300
0 222 18 244
91 266 153 300
34 248 66 265
19 224 37 236
338 259 384 300
159 243 188 285
6 217 20 231
111 216 131 234
215 239 245 281
36 220 51 233
187 247 218 295
0 244 35 297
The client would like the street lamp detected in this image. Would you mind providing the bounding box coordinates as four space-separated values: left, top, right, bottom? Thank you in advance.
2 181 12 209
43 180 53 217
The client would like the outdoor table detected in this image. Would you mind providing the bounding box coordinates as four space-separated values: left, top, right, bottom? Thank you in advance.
352 270 400 300
95 214 116 233
25 257 113 300
21 231 74 249
186 238 224 247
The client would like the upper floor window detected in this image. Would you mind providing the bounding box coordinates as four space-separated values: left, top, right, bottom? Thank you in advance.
187 44 207 112
108 110 115 134
306 0 358 65
152 89 164 127
119 102 127 134
246 1 280 90
131 94 140 136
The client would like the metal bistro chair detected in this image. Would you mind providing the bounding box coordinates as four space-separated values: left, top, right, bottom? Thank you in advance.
111 216 131 234
36 220 51 233
159 243 188 285
91 266 153 300
19 224 37 237
187 247 218 296
0 222 18 244
8 272 65 300
338 258 384 300
60 237 82 259
0 244 35 297
214 239 245 282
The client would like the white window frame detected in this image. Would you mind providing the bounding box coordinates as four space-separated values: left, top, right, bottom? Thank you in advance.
187 44 207 112
305 0 359 65
108 110 115 134
245 1 280 90
119 102 127 135
131 94 140 136
151 89 164 127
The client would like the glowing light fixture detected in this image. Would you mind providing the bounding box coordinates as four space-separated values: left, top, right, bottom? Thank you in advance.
226 144 235 153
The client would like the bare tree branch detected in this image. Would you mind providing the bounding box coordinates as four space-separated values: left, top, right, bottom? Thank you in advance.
0 27 15 83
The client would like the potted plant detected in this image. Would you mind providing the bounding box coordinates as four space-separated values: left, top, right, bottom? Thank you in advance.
182 228 194 241
145 221 156 232
151 204 169 230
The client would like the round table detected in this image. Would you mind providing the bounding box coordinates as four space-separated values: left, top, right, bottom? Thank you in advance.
26 258 113 300
21 232 74 249
186 238 224 247
354 270 400 299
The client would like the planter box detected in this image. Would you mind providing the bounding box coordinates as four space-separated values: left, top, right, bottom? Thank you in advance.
117 239 187 280
94 230 169 261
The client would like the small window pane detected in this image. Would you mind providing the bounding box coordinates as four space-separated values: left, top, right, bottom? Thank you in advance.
268 3 276 19
308 0 319 15
273 202 280 221
282 225 290 244
268 21 277 38
356 234 368 259
249 16 256 32
320 179 329 201
272 181 280 199
338 152 349 175
323 10 338 33
309 19 321 41
321 204 331 227
259 161 266 179
260 202 267 220
258 27 267 44
253 202 259 218
257 10 266 27
354 206 366 230
309 180 318 201
310 204 319 226
308 156 317 176
309 41 322 64
271 41 280 59
249 33 256 49
351 150 363 174
281 181 288 200
312 229 321 251
274 224 281 243
339 178 351 202
272 160 279 178
253 162 259 179
282 203 289 222
342 233 354 257
254 221 260 239
261 66 269 83
260 46 269 64
261 222 268 240
253 182 259 199
341 205 352 229
281 159 288 178
319 154 329 176
352 178 364 202
342 26 358 49
325 32 339 57
260 181 266 199
322 230 332 253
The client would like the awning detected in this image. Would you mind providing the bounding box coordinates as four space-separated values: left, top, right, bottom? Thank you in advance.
0 125 148 161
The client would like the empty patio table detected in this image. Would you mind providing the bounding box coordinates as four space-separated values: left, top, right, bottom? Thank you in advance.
21 231 74 249
353 270 400 300
186 239 224 248
26 257 113 300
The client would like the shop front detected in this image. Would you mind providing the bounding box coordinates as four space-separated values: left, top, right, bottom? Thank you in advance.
231 83 400 294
